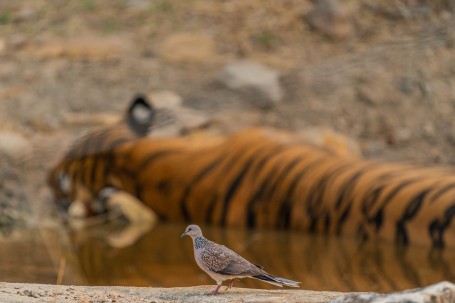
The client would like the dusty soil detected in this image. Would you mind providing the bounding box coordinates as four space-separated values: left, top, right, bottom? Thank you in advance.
1 281 454 303
0 0 454 165
1 282 344 303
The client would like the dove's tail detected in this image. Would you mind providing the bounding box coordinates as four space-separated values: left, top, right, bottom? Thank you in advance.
252 274 301 288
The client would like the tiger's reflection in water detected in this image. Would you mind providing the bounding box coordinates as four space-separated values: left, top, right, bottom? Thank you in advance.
70 222 454 291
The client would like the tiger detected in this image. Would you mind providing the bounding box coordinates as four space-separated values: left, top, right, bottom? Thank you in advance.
48 95 455 249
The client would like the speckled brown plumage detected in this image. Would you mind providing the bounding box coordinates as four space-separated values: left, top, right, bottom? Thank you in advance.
199 238 262 276
181 224 300 295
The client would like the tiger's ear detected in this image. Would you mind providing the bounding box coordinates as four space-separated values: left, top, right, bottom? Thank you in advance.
126 94 155 137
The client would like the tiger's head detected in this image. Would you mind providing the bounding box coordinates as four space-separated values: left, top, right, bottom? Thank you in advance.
47 95 155 218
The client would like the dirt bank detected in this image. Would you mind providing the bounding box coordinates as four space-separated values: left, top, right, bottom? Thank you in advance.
1 281 454 303
1 282 343 303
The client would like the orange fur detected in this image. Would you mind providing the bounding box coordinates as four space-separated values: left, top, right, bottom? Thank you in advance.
48 98 455 249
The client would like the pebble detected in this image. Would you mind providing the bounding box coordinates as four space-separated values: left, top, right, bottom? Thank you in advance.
332 281 455 303
215 60 283 108
304 0 353 40
0 132 31 159
124 0 150 10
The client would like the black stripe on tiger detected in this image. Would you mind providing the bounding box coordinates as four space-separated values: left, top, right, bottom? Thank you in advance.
180 137 268 222
305 161 362 233
277 157 330 229
244 146 302 228
429 204 455 248
363 179 421 231
180 155 226 221
334 164 379 235
396 190 429 245
220 144 292 226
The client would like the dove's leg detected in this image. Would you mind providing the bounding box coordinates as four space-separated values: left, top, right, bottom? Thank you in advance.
225 278 238 290
207 282 222 296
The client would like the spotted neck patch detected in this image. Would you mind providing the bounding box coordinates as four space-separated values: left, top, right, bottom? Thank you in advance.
194 237 208 249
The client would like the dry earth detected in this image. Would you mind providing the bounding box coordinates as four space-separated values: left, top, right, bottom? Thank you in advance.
0 283 344 303
1 282 454 303
0 0 454 165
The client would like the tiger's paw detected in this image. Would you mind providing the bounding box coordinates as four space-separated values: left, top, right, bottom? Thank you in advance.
105 191 158 248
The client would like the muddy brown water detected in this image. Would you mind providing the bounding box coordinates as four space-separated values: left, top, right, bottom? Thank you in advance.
0 222 453 292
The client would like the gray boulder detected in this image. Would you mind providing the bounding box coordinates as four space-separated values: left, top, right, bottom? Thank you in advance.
215 61 283 108
331 281 455 303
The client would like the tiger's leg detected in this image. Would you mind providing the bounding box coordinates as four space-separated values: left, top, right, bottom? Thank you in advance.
100 189 158 248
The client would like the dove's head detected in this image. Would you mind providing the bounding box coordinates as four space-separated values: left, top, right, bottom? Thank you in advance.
181 224 203 239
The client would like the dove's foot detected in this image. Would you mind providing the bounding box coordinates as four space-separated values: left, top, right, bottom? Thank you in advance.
225 278 238 291
206 285 222 296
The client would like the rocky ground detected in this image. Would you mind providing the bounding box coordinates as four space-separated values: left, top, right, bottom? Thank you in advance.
0 283 344 303
0 0 454 164
1 281 454 303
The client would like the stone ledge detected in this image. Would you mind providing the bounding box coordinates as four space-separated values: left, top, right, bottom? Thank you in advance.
0 281 453 303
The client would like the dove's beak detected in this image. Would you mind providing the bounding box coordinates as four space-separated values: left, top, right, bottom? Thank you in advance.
181 231 187 238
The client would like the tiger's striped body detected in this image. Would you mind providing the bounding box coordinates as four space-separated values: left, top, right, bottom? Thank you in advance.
48 97 455 248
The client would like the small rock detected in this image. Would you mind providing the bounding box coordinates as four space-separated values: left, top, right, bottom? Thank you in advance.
22 289 40 298
124 0 150 10
159 32 217 64
332 281 455 303
0 132 31 159
304 0 353 40
215 60 283 108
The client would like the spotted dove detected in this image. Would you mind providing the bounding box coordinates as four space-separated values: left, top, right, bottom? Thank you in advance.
181 224 301 295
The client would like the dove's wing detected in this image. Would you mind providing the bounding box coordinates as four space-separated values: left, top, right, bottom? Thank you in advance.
200 242 262 276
